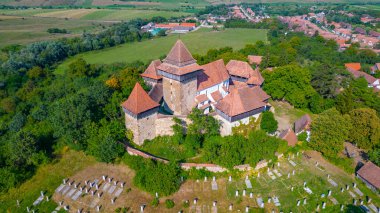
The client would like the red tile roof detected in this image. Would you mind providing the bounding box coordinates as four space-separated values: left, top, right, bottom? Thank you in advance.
279 128 298 147
345 63 361 71
347 68 377 84
141 60 162 80
197 59 230 91
195 94 208 103
226 60 264 85
180 22 196 27
294 114 312 134
210 90 223 102
215 86 269 117
121 83 159 115
357 161 380 190
248 55 263 65
158 40 202 76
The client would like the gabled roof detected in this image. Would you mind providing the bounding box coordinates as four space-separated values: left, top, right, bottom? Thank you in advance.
226 60 264 85
248 55 263 65
141 60 162 80
279 128 298 147
158 40 202 76
357 161 380 190
215 86 269 117
121 83 159 115
347 68 377 84
294 114 312 134
162 39 196 67
210 90 223 102
197 59 230 91
345 63 361 71
148 83 163 103
195 94 209 103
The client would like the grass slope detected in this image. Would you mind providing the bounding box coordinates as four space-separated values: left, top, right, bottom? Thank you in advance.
56 28 268 73
0 150 97 213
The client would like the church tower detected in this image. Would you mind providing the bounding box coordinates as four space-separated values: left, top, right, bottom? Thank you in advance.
157 40 203 115
121 82 159 145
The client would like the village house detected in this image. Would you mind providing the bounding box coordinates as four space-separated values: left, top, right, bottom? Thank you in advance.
370 63 380 74
279 128 298 147
121 40 271 144
345 63 380 90
294 114 312 141
356 161 380 193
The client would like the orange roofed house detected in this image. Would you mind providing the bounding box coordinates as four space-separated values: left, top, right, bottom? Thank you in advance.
122 40 271 144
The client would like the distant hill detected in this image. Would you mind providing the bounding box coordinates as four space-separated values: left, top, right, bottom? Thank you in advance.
1 0 380 7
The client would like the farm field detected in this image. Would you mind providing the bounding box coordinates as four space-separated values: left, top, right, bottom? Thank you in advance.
56 28 268 74
0 8 191 21
0 16 108 48
2 149 379 212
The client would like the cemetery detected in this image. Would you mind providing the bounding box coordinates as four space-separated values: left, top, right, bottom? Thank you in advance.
41 151 380 212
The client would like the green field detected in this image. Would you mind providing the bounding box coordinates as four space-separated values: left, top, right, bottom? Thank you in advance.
80 9 190 21
0 16 108 48
56 28 268 74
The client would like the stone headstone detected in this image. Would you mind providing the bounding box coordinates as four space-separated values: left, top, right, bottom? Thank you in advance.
97 192 102 198
16 200 20 207
353 199 357 205
268 197 272 203
77 209 81 213
156 192 158 198
204 176 207 182
288 173 290 179
140 205 144 213
63 179 67 184
246 175 249 180
327 174 330 179
194 198 197 205
243 189 246 196
46 196 49 201
346 185 350 190
322 202 326 209
40 191 44 196
95 184 99 190
291 186 294 191
250 192 253 198
235 190 239 197
64 205 69 211
328 190 331 197
316 204 320 211
353 183 357 188
108 177 112 183
245 206 249 213
111 198 115 204
292 170 295 175
96 205 100 212
229 176 232 182
303 198 307 205
258 172 260 177
196 179 199 183
297 200 300 206
59 201 63 206
368 198 372 203
113 180 117 186
102 175 106 181
85 180 88 185
341 187 344 192
277 162 280 167
213 201 217 207
303 182 306 187
340 204 344 211
315 162 319 166
121 182 125 188
85 188 88 194
91 190 94 196
213 176 216 181
360 200 363 205
27 207 30 212
229 204 233 211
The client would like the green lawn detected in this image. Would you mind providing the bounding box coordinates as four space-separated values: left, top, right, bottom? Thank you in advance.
56 28 268 74
0 150 97 213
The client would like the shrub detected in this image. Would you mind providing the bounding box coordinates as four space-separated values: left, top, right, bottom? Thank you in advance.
260 111 278 133
165 199 175 209
151 197 159 207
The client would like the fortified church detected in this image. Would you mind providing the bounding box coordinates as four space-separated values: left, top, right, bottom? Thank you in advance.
122 40 271 145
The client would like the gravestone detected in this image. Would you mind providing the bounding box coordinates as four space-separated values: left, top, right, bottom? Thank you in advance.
235 190 239 197
328 190 331 197
96 205 100 212
193 198 197 205
322 202 326 209
297 200 300 206
228 176 232 182
140 205 144 213
268 197 271 203
245 206 249 213
204 177 207 182
243 189 246 196
340 204 344 211
213 201 217 207
250 192 253 198
303 198 307 205
155 192 158 198
229 204 233 211
316 204 320 211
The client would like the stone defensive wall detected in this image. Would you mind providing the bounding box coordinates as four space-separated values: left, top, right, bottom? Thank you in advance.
125 145 270 172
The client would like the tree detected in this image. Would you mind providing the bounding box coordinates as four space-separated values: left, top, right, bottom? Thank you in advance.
348 108 380 150
263 65 316 108
260 111 278 133
369 146 380 166
187 108 220 137
309 108 352 157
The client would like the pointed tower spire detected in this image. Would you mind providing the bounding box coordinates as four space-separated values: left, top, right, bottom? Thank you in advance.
121 82 159 115
163 39 196 67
